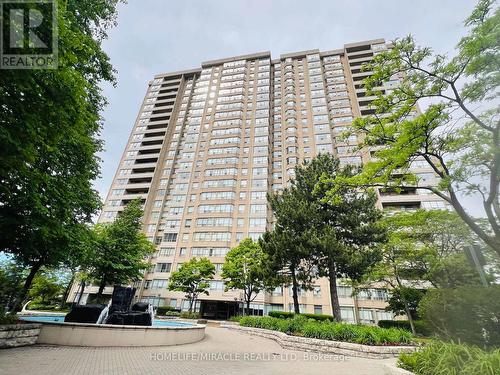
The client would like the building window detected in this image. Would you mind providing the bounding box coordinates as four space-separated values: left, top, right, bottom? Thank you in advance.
340 307 355 323
150 279 168 290
163 233 178 242
155 263 172 273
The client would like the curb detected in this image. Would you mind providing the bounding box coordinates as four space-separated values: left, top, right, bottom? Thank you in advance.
221 324 417 359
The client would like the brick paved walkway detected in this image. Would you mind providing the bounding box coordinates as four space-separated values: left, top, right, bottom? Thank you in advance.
0 326 397 375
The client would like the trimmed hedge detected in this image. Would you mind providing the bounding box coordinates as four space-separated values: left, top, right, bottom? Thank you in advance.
239 315 413 345
302 313 335 322
268 311 295 319
399 341 500 375
268 311 335 322
156 306 179 315
165 311 180 317
378 320 431 336
180 311 200 319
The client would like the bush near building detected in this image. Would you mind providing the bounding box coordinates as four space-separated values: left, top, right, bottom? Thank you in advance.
239 315 413 345
155 306 179 316
418 285 500 348
179 311 201 319
378 320 431 337
268 311 335 322
399 341 500 375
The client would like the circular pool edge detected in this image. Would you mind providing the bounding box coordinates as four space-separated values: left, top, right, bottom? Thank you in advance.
35 320 206 347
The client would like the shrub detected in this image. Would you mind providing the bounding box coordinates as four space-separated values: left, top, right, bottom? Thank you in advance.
27 301 62 311
239 315 413 345
267 311 334 322
268 311 295 319
398 341 500 375
165 311 180 317
179 311 200 319
378 320 431 336
228 315 242 322
156 306 178 316
418 285 500 348
0 307 18 325
301 313 335 322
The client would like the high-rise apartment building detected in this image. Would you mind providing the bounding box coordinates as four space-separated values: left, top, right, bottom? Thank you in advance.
70 39 446 323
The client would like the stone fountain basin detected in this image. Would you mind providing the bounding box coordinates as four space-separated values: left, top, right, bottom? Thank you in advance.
36 320 206 347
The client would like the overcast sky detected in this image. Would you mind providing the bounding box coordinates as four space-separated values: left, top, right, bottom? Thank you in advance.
96 0 480 215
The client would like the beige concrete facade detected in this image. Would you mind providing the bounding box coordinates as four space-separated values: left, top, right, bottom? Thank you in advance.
69 39 447 322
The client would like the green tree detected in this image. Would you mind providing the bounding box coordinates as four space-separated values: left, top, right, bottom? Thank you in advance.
262 154 385 318
324 0 500 255
0 0 123 310
418 285 500 348
88 199 155 300
260 194 318 314
385 287 425 321
168 258 215 312
369 209 483 333
222 238 277 315
0 260 27 310
28 272 64 307
306 155 386 322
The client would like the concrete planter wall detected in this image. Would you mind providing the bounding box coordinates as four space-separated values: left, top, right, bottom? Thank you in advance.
0 323 41 349
221 324 417 359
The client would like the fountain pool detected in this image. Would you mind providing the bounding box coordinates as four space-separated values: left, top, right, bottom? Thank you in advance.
18 314 205 347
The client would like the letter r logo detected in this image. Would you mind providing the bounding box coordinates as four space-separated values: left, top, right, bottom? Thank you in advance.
9 7 48 49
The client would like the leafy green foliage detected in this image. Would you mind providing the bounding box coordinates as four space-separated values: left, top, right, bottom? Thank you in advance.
323 0 500 254
165 311 181 317
385 287 425 320
0 0 124 310
168 258 215 312
179 311 201 319
28 272 64 308
268 311 296 319
0 307 19 325
87 199 155 298
418 285 500 348
239 315 413 345
368 209 483 333
262 154 386 317
267 311 335 322
155 306 178 316
0 260 27 310
377 210 482 288
222 238 277 314
378 320 431 337
399 341 500 375
301 313 335 322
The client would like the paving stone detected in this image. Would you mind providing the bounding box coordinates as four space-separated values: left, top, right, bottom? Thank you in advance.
0 326 399 375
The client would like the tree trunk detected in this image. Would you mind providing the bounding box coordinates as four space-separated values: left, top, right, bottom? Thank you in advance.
402 299 416 335
96 276 107 301
327 260 342 322
75 280 86 305
447 187 500 256
60 272 75 309
395 280 416 335
11 261 43 312
246 298 251 316
290 265 300 314
188 295 194 313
